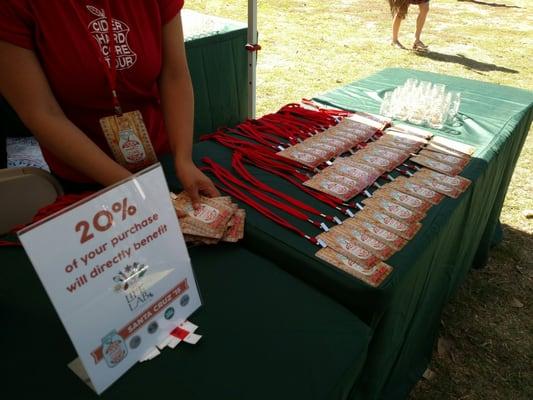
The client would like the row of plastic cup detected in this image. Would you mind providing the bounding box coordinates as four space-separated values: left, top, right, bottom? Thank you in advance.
380 79 461 129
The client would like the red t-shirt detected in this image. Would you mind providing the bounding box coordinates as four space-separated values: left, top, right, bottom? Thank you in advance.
0 0 185 182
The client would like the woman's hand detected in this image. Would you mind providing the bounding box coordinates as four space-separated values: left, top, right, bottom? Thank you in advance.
175 160 220 209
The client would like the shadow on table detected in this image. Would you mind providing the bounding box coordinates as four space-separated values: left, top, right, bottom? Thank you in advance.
415 51 519 74
457 0 522 9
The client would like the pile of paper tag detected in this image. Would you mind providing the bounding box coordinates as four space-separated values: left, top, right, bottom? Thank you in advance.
140 320 201 362
171 192 245 244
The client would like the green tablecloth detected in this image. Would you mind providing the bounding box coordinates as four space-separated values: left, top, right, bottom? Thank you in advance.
1 244 370 399
185 68 533 399
183 10 248 142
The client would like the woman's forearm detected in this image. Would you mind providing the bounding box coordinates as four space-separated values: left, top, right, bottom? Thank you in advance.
0 41 131 186
25 109 132 185
158 14 195 171
159 70 195 167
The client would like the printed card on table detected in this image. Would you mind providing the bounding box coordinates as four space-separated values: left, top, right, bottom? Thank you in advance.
18 164 201 395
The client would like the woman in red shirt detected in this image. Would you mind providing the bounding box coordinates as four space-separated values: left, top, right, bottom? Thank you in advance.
0 0 218 206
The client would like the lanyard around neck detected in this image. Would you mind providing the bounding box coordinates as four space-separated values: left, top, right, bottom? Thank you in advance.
75 2 122 115
102 1 121 115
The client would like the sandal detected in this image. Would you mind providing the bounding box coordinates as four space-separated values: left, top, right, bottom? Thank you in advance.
412 40 428 52
391 40 406 50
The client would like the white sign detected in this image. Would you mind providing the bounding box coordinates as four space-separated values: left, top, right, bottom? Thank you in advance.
18 164 201 394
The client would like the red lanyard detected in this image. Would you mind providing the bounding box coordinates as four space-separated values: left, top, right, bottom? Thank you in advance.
102 1 122 115
235 147 356 215
200 159 322 246
232 152 341 225
74 1 122 115
201 158 331 231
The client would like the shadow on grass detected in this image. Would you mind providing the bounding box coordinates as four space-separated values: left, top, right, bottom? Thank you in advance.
494 223 533 268
457 0 522 9
415 51 519 74
410 224 532 400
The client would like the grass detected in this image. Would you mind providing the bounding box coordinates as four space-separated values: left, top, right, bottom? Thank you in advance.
187 1 532 398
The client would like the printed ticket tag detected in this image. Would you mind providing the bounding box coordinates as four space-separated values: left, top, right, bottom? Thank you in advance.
336 225 396 260
387 176 444 204
418 149 469 169
351 152 393 174
18 165 200 394
304 174 357 201
322 170 368 194
413 169 471 192
222 209 246 242
100 110 158 172
356 208 421 240
277 145 323 168
302 140 337 159
365 141 412 158
336 157 383 181
370 187 432 214
330 127 367 146
424 142 471 160
377 138 419 154
344 217 407 250
381 130 428 149
346 112 386 130
410 155 463 176
328 162 376 188
316 230 380 268
391 123 433 139
409 175 462 198
173 192 234 239
362 196 425 223
429 136 476 156
308 134 351 154
315 247 392 287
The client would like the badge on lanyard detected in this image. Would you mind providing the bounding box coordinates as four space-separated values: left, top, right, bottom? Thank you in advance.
88 3 158 171
100 110 157 171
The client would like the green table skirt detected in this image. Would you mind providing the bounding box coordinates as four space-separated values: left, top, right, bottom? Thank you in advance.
1 245 370 400
183 68 533 399
186 26 248 142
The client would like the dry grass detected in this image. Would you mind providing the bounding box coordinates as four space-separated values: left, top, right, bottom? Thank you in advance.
187 1 532 398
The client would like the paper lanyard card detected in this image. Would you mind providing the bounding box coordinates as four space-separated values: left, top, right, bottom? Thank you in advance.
370 187 433 214
100 111 158 172
362 196 426 223
409 155 463 176
316 229 381 268
413 169 471 192
418 149 470 169
335 224 396 260
315 247 392 287
386 176 445 205
18 165 201 395
343 217 407 251
304 174 357 201
429 136 476 156
277 144 324 168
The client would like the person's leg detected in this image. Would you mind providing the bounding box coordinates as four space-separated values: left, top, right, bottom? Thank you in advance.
392 13 404 47
414 1 429 49
391 2 409 49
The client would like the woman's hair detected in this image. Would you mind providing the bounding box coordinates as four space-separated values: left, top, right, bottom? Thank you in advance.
388 0 410 19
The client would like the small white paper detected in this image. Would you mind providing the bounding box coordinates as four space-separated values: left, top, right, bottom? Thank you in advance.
183 333 202 345
180 320 198 333
140 348 160 362
167 337 181 349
